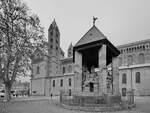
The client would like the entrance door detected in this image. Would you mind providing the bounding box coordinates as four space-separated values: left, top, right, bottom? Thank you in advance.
122 88 127 96
89 82 94 92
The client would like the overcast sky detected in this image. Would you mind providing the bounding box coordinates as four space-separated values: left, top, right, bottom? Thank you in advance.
24 0 150 56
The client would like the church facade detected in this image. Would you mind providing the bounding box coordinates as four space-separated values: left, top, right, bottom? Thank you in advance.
30 20 150 96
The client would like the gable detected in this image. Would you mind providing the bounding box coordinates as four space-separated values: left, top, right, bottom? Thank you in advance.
75 26 107 47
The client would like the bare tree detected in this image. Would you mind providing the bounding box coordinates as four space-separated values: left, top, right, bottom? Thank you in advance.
0 0 45 101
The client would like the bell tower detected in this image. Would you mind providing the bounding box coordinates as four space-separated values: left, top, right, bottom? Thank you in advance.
48 19 61 76
68 43 73 57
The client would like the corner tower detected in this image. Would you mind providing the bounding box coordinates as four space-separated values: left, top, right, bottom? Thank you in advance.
48 19 61 76
68 43 73 57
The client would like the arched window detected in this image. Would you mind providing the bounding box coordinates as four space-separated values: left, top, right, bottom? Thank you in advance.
68 78 71 86
50 45 53 49
63 67 66 74
60 79 63 87
53 80 55 87
139 53 145 64
36 66 40 74
136 72 141 83
122 73 127 84
69 89 71 96
50 38 53 42
128 55 133 65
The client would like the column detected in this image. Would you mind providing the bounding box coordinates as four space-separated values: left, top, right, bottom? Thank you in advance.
112 57 120 95
98 45 107 94
74 51 82 94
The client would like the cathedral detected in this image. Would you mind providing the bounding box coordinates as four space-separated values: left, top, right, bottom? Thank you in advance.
31 19 150 97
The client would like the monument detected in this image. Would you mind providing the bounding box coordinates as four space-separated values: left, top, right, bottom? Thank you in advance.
60 18 130 111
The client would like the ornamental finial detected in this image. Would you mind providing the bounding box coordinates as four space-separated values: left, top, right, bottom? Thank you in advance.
93 16 98 26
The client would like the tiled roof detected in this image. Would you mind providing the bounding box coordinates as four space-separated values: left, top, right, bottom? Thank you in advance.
74 25 107 47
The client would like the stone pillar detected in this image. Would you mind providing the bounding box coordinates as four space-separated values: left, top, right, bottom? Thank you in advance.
74 51 82 94
112 57 120 95
97 70 102 95
98 45 107 94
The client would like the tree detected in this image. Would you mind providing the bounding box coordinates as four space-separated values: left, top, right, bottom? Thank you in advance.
0 0 45 101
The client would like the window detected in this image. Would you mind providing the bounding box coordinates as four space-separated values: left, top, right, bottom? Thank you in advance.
36 66 40 74
50 31 53 36
122 88 127 96
127 55 133 65
69 89 71 96
68 78 71 86
50 45 53 49
56 33 59 38
50 38 53 42
60 79 63 87
143 45 145 50
139 53 145 64
56 39 58 44
136 72 140 83
122 73 127 84
63 67 66 74
53 80 55 87
56 46 58 50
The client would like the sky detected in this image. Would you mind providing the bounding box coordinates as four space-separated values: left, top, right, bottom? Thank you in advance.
24 0 150 56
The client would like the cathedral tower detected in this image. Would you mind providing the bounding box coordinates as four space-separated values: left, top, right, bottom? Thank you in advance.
48 19 61 76
68 43 73 57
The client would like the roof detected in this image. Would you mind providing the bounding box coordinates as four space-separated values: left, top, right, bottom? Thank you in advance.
73 25 120 63
61 57 73 64
74 25 107 47
117 38 150 49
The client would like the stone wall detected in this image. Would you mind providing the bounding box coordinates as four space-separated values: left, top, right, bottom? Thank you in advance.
31 78 45 96
50 75 74 96
119 66 150 96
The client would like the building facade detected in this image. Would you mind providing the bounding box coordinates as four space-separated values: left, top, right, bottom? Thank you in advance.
31 20 150 96
117 40 150 96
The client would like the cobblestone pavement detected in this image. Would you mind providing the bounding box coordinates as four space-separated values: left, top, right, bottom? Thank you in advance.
0 96 149 113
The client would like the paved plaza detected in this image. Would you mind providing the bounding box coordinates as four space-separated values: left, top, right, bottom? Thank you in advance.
0 96 150 113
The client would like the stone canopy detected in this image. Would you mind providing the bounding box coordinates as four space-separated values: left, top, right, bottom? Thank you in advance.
73 25 120 65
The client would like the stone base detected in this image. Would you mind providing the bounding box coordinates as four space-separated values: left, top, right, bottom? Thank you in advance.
73 94 121 106
73 95 106 105
60 103 122 112
59 94 135 112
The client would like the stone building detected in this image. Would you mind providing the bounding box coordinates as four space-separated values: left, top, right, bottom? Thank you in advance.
31 20 150 96
117 39 150 96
